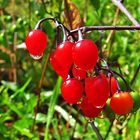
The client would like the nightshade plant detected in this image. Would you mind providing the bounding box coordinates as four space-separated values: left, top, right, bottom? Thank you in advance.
25 17 140 139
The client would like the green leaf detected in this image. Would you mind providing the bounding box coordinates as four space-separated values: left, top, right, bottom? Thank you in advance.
0 0 10 9
13 125 33 138
52 119 61 140
13 116 33 138
11 77 32 99
5 102 23 117
36 113 46 123
25 94 37 113
90 0 100 11
54 105 76 127
14 116 33 129
44 77 62 140
1 81 18 92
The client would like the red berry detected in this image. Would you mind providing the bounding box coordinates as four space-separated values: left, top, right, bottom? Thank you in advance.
50 41 74 79
50 51 68 80
72 65 86 80
72 39 98 70
25 30 47 55
110 92 134 115
85 74 110 108
107 77 118 95
80 97 102 118
61 78 84 104
55 41 74 69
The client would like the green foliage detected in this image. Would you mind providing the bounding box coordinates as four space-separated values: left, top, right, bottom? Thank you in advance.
0 0 140 140
44 77 62 140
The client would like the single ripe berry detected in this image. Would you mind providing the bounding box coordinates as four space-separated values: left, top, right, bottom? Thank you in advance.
50 51 68 80
107 77 118 95
110 91 134 115
50 41 74 79
72 39 98 70
54 41 74 69
61 78 84 104
72 65 86 80
25 30 47 56
85 74 110 108
79 97 102 118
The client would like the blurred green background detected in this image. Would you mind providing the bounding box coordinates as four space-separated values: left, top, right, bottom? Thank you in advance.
0 0 140 140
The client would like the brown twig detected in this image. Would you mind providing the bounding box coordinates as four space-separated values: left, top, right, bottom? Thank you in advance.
104 6 121 58
111 0 140 26
83 0 88 23
89 121 103 140
69 26 140 34
130 64 140 85
28 0 31 30
31 52 51 132
12 32 17 82
104 121 113 140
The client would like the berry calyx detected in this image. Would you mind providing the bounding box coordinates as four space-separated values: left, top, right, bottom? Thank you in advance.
80 97 102 118
110 91 134 115
72 39 98 70
85 74 110 108
25 30 47 56
61 78 84 104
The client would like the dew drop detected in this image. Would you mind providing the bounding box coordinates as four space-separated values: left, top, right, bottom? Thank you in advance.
30 54 43 60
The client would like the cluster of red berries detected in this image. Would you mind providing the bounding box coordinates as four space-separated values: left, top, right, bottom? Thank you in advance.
25 21 140 120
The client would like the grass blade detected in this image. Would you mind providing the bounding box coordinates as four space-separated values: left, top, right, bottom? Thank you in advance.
44 77 62 140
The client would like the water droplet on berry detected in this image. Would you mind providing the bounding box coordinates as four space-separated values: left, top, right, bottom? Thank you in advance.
30 54 43 60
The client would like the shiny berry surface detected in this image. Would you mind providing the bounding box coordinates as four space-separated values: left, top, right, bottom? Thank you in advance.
61 78 84 104
107 77 118 95
72 39 98 70
50 51 68 80
72 65 86 80
110 92 134 115
50 41 74 79
25 30 47 55
85 74 110 108
55 41 74 69
80 97 102 118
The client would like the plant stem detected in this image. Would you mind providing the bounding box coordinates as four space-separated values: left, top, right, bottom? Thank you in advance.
28 0 31 30
70 26 140 34
111 0 140 26
11 32 17 83
104 121 113 140
31 52 51 132
104 5 121 58
130 64 140 85
89 121 103 140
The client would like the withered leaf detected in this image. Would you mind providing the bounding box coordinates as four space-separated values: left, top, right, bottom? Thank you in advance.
64 0 83 30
